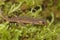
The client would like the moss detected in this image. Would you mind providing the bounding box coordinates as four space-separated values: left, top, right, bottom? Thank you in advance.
0 0 60 40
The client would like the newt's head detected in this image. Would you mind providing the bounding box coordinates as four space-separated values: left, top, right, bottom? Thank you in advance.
38 20 47 25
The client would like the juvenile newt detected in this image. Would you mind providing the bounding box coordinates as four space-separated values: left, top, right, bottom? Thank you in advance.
1 15 47 25
0 9 47 25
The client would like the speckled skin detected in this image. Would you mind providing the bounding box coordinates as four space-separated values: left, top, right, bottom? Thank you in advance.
1 15 47 25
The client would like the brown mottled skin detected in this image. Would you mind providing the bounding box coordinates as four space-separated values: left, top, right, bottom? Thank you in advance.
0 9 46 25
1 15 47 25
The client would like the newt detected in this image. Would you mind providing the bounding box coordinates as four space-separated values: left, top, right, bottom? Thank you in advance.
0 14 47 25
0 9 47 25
